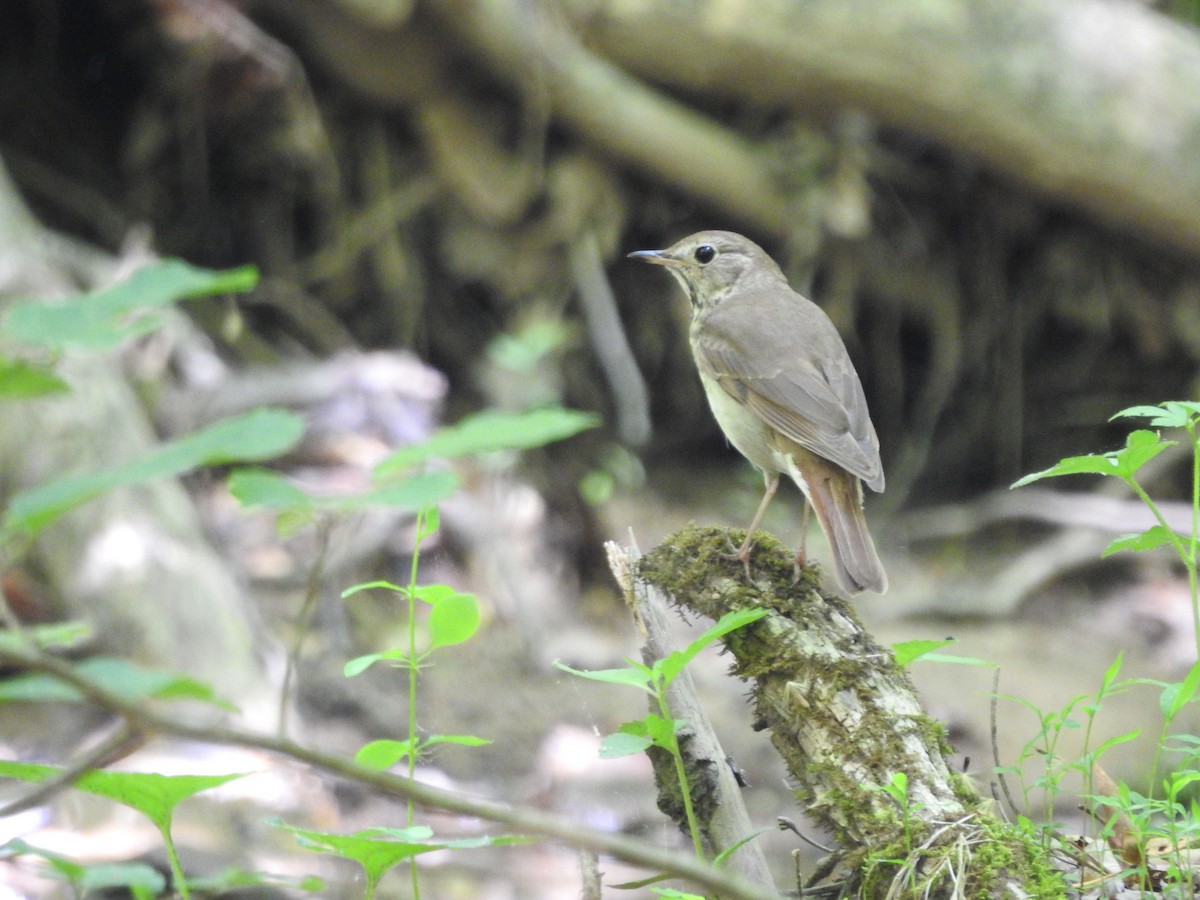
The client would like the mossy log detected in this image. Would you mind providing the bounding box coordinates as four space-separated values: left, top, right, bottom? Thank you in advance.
636 525 1065 899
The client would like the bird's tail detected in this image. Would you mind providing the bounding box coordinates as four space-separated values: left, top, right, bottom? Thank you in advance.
793 451 888 595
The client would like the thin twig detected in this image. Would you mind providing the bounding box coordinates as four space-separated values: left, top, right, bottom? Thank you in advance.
0 722 146 817
990 667 1021 820
278 515 333 738
778 816 834 853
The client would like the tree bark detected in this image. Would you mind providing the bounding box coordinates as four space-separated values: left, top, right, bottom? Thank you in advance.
607 540 777 891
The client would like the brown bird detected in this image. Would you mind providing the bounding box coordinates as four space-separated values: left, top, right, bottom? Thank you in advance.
630 230 887 594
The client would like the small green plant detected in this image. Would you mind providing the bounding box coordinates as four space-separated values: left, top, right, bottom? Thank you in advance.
0 260 605 897
556 607 768 862
1013 402 1200 657
0 261 314 897
2 839 167 899
231 405 599 895
891 636 992 669
0 262 306 562
994 653 1141 831
869 771 925 854
1010 401 1200 893
336 508 492 898
0 760 251 899
271 819 525 900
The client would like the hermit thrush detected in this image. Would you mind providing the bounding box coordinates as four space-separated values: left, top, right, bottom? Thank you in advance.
630 230 887 594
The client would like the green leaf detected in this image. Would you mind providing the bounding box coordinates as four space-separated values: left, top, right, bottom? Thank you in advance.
712 826 775 866
417 506 440 539
231 467 454 523
354 739 416 770
1166 770 1200 794
487 320 569 373
1098 652 1126 696
1113 404 1183 426
1011 430 1173 488
424 733 491 748
375 407 600 475
228 468 315 535
1112 402 1200 429
341 580 405 599
78 862 167 895
358 824 435 841
891 639 954 668
356 827 529 850
2 838 85 881
1088 730 1141 761
600 730 654 759
343 648 408 678
554 660 655 694
184 868 325 894
427 591 480 649
271 820 446 893
0 358 69 398
358 470 459 511
1162 660 1200 722
0 657 234 710
643 712 684 750
1011 455 1119 487
353 734 493 767
4 840 169 895
1115 430 1175 477
4 408 305 535
0 760 246 833
412 584 455 604
658 607 768 685
228 468 312 510
916 653 995 667
1103 525 1180 557
4 261 258 350
0 621 91 653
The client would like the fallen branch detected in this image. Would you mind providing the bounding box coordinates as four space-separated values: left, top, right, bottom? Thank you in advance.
636 524 1061 897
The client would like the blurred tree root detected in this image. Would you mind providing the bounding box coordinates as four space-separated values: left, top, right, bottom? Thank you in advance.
5 0 1200 543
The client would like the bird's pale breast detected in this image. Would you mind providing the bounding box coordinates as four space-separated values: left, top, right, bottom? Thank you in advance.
697 369 779 474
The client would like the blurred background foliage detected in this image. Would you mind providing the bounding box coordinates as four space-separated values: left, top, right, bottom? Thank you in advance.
5 0 1200 894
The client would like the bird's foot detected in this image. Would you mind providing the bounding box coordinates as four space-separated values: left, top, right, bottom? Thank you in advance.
790 549 807 586
718 533 743 559
718 535 759 584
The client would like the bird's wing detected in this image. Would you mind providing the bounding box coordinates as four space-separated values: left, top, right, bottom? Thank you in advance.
696 293 884 490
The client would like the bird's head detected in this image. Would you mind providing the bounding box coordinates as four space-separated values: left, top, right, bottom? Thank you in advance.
628 230 783 309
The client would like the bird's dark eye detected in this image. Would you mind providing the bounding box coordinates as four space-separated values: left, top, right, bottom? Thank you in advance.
694 245 716 264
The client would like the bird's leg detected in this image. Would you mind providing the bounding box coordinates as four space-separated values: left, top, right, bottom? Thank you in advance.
725 473 779 579
791 499 811 584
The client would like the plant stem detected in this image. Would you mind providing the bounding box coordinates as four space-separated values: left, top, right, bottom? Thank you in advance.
656 687 706 859
279 517 332 738
161 829 190 900
407 510 423 814
1189 421 1200 662
406 509 426 900
1126 477 1198 653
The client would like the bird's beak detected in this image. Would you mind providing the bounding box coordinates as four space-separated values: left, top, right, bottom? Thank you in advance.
627 249 683 268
